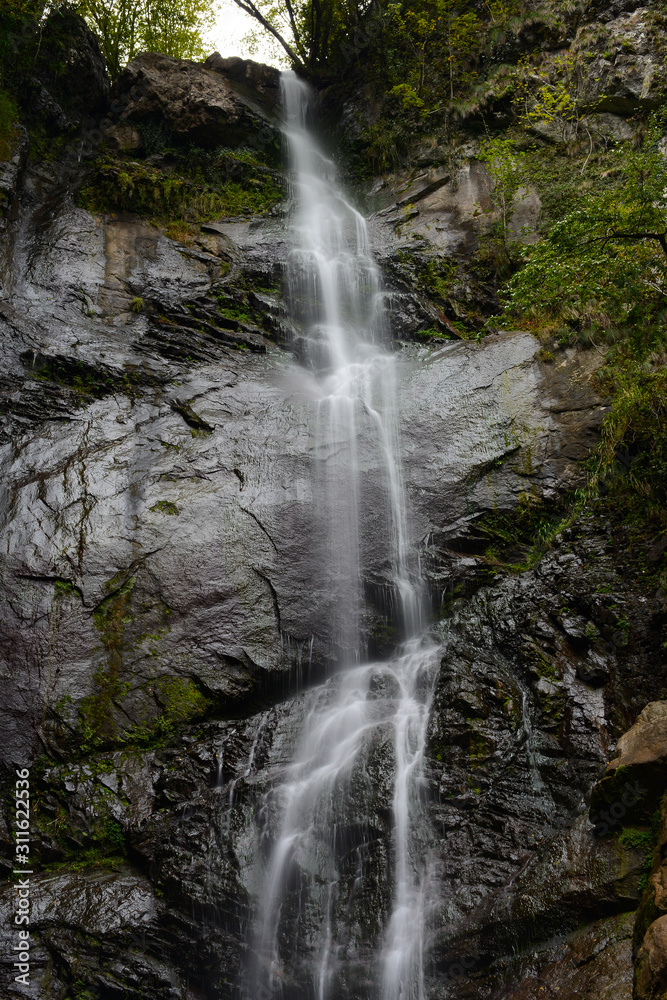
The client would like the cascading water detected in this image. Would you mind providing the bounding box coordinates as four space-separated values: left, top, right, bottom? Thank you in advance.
243 72 441 1000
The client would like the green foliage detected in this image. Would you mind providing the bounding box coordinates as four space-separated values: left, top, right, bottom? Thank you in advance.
150 499 180 514
230 0 360 71
486 113 667 550
499 112 667 344
618 827 654 850
514 51 592 147
384 0 482 109
0 1 44 87
130 296 144 313
102 818 125 850
464 494 568 572
73 0 216 78
478 134 527 262
78 148 284 224
593 359 667 532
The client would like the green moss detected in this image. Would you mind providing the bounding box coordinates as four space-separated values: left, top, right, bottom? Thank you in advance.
75 574 211 752
53 578 83 600
469 730 492 766
150 500 180 515
25 352 156 402
79 578 136 746
77 151 284 225
532 650 559 681
130 296 144 313
155 677 208 724
618 827 654 850
27 124 68 164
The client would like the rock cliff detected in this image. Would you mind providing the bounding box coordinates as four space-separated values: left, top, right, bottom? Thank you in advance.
0 8 665 1000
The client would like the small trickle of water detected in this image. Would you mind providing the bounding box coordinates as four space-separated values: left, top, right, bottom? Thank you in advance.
242 71 441 1000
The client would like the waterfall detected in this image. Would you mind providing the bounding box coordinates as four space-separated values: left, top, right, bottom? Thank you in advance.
242 71 440 1000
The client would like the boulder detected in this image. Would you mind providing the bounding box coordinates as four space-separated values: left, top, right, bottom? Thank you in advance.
591 701 667 823
33 8 110 120
204 51 282 115
109 52 281 150
635 915 667 1000
586 0 650 24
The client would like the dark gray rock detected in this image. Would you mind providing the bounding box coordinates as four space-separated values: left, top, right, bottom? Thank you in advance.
109 52 281 150
0 126 28 218
422 518 665 998
572 8 665 115
33 9 110 121
1 52 663 997
204 52 282 116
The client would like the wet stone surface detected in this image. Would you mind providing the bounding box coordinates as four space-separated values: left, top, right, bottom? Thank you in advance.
0 47 666 1000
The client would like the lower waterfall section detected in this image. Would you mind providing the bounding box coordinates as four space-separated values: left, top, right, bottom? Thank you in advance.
240 72 441 1000
246 641 440 1000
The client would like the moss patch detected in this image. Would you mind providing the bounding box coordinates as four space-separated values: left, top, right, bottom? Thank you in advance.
23 351 160 402
150 500 180 515
77 147 285 225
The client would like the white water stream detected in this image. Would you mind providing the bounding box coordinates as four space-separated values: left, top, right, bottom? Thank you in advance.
244 72 440 1000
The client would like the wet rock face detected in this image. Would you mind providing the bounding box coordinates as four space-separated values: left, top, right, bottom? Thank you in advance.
1 50 665 1000
0 129 611 771
109 52 281 150
423 520 666 999
2 518 662 1000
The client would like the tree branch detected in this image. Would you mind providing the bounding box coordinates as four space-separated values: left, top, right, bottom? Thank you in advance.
228 0 306 70
574 229 667 261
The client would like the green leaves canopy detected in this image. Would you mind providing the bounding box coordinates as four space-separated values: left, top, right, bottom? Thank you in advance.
500 115 667 341
74 0 216 78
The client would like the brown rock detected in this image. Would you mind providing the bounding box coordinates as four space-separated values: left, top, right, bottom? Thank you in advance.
504 914 633 1000
204 52 281 115
635 915 667 1000
635 797 667 954
591 701 667 823
109 52 280 150
613 702 667 772
103 122 145 156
